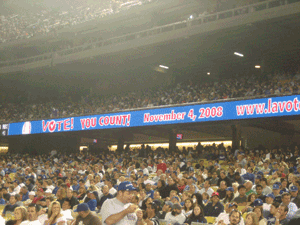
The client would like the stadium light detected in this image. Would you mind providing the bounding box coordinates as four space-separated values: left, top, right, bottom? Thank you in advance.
234 52 244 57
255 65 261 69
159 65 169 69
207 72 210 75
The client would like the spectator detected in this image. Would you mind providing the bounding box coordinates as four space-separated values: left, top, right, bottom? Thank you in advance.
2 195 19 217
72 203 101 225
165 203 186 224
204 192 224 217
184 204 207 225
281 193 298 220
44 201 67 225
245 212 259 225
233 185 247 206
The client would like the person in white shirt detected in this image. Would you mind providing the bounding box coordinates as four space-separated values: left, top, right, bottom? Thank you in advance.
107 180 117 196
199 180 214 197
215 203 245 225
20 203 42 225
100 181 139 225
165 203 186 224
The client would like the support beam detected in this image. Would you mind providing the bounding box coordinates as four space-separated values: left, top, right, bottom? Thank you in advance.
232 124 241 151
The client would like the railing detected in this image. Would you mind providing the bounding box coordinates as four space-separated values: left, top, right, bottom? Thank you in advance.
0 0 300 69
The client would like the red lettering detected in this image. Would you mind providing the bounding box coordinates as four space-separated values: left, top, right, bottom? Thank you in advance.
80 119 86 129
48 120 56 133
127 114 131 126
42 120 49 132
86 118 90 128
104 116 109 125
57 121 63 131
99 117 104 126
110 116 115 125
122 115 127 125
116 115 122 125
91 117 96 127
64 119 71 130
293 98 298 111
286 100 293 112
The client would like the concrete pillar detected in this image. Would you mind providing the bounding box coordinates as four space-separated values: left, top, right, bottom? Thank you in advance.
169 130 177 152
117 137 124 153
231 124 241 151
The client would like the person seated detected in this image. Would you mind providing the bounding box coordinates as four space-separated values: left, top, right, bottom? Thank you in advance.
204 192 224 217
157 201 173 220
165 203 186 224
233 185 247 206
6 206 28 225
44 201 67 225
184 204 207 225
2 195 19 217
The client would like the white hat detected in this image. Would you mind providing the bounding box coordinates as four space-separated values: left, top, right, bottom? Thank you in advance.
29 191 35 196
45 189 52 194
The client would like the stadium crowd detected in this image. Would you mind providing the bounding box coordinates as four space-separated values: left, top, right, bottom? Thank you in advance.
1 70 300 123
0 142 300 224
0 0 145 44
0 0 276 45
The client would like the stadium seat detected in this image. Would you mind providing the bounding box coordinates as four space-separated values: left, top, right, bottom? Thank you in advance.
205 216 216 224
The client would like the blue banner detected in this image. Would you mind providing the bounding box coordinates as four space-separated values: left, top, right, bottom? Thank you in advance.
7 95 300 135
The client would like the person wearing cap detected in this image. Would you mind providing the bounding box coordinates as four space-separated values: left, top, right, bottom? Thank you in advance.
290 186 300 207
165 203 186 224
271 184 281 204
263 194 275 217
233 185 247 206
23 191 35 207
204 192 224 217
281 192 298 220
157 201 173 220
71 203 101 225
100 181 139 225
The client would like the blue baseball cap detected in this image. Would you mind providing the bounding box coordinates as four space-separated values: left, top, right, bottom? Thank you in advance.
290 186 298 192
273 184 280 190
74 203 89 212
226 187 234 192
266 193 275 199
229 203 238 208
172 196 180 202
255 175 262 180
118 181 136 191
253 199 263 207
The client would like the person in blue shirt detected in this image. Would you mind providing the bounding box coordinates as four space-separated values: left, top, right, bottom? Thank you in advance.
72 179 80 191
87 191 98 211
145 183 154 199
20 186 29 201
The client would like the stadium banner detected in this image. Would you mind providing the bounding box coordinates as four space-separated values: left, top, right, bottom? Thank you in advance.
7 95 300 135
